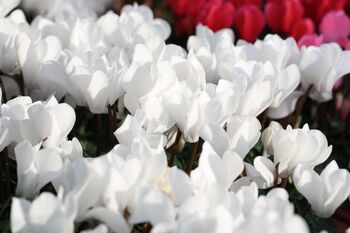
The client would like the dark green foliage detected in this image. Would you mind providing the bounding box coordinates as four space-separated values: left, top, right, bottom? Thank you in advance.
0 198 11 233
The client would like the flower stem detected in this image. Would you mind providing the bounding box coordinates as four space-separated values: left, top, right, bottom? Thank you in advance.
0 77 7 102
292 85 313 128
281 177 288 189
169 129 181 166
1 148 11 199
242 166 247 176
108 105 116 148
261 109 269 129
186 140 200 174
96 114 102 156
273 163 279 187
333 210 350 224
142 223 152 233
20 72 25 96
4 148 11 197
112 103 118 131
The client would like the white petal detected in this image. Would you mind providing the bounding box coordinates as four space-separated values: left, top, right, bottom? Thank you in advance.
199 123 230 156
129 186 176 225
293 164 324 212
0 0 20 18
83 208 130 233
10 197 30 233
268 91 303 119
226 115 261 157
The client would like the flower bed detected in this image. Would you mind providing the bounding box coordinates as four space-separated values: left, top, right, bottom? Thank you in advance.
0 0 349 233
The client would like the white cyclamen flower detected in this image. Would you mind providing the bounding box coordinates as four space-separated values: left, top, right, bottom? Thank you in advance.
163 80 239 142
267 65 301 119
187 24 236 84
219 60 274 116
98 4 170 49
21 0 111 18
191 142 244 192
11 191 77 233
172 184 242 233
238 34 300 70
162 83 207 143
79 224 108 233
299 43 350 102
236 38 302 119
15 141 63 198
128 183 176 227
0 95 76 150
0 0 20 18
114 110 167 148
263 123 332 177
293 161 350 217
0 10 28 75
237 188 309 233
16 31 64 99
245 156 280 189
230 178 258 216
261 121 283 155
200 115 261 157
53 157 109 218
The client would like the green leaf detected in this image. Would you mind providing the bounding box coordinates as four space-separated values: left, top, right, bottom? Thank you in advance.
304 211 336 233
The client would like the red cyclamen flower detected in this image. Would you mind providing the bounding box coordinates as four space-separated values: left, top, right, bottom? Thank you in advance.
229 0 262 8
235 4 265 42
265 0 305 35
199 0 235 31
290 18 314 40
300 0 347 25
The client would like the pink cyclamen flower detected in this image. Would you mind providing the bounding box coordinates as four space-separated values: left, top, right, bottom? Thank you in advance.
298 34 324 47
300 0 347 26
320 10 350 44
298 10 350 49
336 35 350 50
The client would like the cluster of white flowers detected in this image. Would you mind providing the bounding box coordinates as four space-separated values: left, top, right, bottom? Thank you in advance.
1 0 350 232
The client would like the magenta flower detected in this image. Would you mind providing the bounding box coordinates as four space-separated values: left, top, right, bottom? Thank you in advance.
299 10 350 49
320 10 350 47
298 34 324 47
